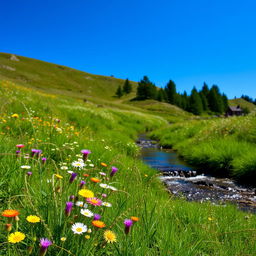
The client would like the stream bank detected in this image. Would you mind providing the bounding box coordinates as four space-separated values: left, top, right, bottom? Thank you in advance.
138 134 256 213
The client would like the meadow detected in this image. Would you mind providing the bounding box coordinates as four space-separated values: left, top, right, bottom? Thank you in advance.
0 80 255 256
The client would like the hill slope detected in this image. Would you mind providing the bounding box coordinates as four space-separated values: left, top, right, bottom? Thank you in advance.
229 98 256 111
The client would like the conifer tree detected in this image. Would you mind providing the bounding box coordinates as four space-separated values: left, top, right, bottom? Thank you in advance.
136 76 157 100
208 85 224 113
123 79 132 94
115 85 123 98
189 87 203 115
199 92 209 111
165 80 176 104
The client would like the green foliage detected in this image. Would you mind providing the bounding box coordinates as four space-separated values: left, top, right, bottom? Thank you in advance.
115 85 123 98
189 87 203 115
165 79 176 104
136 76 157 100
123 79 132 94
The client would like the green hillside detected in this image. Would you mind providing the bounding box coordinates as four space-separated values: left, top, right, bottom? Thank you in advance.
0 52 137 101
229 98 256 111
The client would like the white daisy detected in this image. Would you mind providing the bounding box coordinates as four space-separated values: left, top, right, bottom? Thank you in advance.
102 202 112 207
72 161 86 168
21 165 31 169
71 223 87 234
67 171 74 174
99 183 108 188
75 201 84 207
80 209 93 218
60 166 68 170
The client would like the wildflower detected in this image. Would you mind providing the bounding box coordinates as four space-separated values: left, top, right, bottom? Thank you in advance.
5 223 12 232
85 235 90 239
79 180 86 188
87 228 92 233
27 171 33 176
87 197 102 206
75 201 84 207
101 162 107 167
16 144 25 148
102 193 107 198
91 177 101 183
2 209 19 218
69 172 78 183
93 214 101 220
72 161 86 169
81 149 91 161
11 113 19 118
60 237 66 242
31 149 42 157
78 189 94 198
39 238 52 256
102 202 112 207
99 172 106 176
124 219 133 234
60 166 68 170
69 195 75 201
8 232 25 243
208 217 214 221
65 202 73 217
92 220 106 228
16 150 21 157
83 173 90 177
80 209 93 218
104 230 117 243
72 223 87 234
99 183 108 188
110 166 118 177
21 165 31 169
54 174 63 179
41 157 47 164
26 215 41 223
131 216 139 222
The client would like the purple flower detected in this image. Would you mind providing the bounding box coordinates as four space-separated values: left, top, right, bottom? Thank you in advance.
65 201 73 217
79 180 86 188
31 149 42 157
124 219 133 234
69 172 78 183
69 195 75 201
27 171 32 176
81 149 91 160
93 214 101 220
110 166 118 177
102 193 107 198
41 157 47 164
40 238 52 256
16 150 21 157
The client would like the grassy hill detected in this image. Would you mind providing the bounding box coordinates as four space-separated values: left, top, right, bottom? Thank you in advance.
229 98 256 111
0 52 137 101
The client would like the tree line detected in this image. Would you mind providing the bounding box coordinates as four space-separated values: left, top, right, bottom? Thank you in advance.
136 76 229 115
241 95 256 105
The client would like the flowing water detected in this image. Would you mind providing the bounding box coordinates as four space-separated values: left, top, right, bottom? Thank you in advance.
138 134 256 213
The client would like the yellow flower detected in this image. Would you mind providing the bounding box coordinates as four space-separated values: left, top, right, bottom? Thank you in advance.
11 114 19 118
26 215 40 223
104 230 117 243
78 189 94 198
208 217 214 221
85 235 90 239
55 174 63 179
60 237 67 242
8 232 25 243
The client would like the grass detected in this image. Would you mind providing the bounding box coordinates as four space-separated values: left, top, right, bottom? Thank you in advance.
229 98 256 112
0 80 255 256
151 113 256 183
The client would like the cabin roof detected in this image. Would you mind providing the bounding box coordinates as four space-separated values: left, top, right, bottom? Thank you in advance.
228 106 242 112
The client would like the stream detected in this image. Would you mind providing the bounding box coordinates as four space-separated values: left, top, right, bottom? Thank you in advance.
138 134 256 213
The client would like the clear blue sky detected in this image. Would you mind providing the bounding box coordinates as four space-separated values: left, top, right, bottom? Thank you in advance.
1 0 256 98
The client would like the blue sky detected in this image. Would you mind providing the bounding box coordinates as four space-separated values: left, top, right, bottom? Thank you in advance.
1 0 256 98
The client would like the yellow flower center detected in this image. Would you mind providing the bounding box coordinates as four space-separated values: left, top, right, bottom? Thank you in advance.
76 227 83 232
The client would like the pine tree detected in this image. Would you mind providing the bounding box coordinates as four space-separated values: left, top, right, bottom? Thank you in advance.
157 88 167 102
202 82 210 97
115 85 123 98
189 87 203 115
208 85 224 113
165 80 176 104
199 92 209 111
123 79 132 94
222 93 229 112
136 76 157 100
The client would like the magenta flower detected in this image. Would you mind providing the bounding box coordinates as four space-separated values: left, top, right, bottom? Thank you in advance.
124 219 133 234
69 195 75 201
81 149 91 160
27 171 32 176
41 157 47 164
65 201 73 217
16 144 25 148
16 150 21 157
110 166 118 177
93 214 101 220
102 193 107 198
86 197 102 206
39 238 52 256
79 180 86 188
69 172 78 183
31 149 42 157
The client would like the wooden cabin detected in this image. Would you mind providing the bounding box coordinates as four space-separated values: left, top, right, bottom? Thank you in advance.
226 105 243 117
